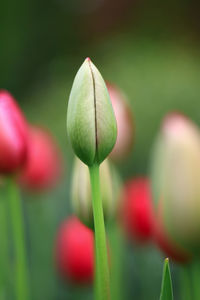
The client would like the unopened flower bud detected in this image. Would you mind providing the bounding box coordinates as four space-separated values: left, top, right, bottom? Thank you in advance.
107 83 134 162
19 126 62 191
0 90 28 173
121 177 153 243
55 216 94 284
67 58 117 166
151 113 200 254
71 158 121 227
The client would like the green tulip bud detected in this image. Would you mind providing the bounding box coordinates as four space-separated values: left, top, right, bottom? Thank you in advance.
151 113 200 254
71 157 121 228
67 58 117 166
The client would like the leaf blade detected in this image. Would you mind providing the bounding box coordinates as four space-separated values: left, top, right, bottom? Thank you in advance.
160 258 173 300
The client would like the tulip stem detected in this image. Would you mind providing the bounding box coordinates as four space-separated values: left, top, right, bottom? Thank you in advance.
179 265 192 300
89 163 110 300
108 221 123 300
8 177 29 300
0 188 9 298
190 259 200 300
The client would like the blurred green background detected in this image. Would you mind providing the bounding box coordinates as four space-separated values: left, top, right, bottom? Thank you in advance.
1 0 200 299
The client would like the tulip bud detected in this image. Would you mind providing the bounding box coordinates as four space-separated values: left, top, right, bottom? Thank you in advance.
55 216 94 284
121 177 153 243
151 113 200 254
0 90 28 173
71 158 121 227
107 83 134 162
67 58 117 166
19 126 62 190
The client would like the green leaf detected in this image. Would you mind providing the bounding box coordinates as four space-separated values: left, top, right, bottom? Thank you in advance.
159 258 173 300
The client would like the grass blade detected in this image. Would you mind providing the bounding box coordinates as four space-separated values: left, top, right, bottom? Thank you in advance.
160 258 173 300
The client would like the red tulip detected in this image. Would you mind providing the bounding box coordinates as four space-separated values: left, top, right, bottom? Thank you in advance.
19 126 62 190
107 83 134 162
121 177 153 243
55 217 94 284
0 90 28 173
153 199 191 263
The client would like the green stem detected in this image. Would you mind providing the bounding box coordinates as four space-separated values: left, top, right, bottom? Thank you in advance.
179 264 192 300
0 187 8 299
190 259 200 300
89 163 110 300
7 177 29 300
108 221 123 300
180 259 200 300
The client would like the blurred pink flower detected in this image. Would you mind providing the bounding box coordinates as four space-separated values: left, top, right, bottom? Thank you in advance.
0 90 28 173
151 112 200 258
107 83 134 162
19 126 62 190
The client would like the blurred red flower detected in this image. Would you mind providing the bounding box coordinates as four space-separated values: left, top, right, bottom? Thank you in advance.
55 216 94 284
121 176 190 262
121 177 153 243
0 90 28 173
19 126 62 190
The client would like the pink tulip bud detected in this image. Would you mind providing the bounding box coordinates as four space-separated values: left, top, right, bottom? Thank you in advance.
19 126 62 190
107 83 134 162
55 217 94 284
121 177 153 243
151 112 200 254
0 90 28 173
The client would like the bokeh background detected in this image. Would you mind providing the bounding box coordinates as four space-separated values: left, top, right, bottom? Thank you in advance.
1 0 200 299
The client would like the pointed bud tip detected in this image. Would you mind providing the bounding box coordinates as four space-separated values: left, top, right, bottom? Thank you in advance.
0 89 13 101
0 89 9 95
163 111 186 126
162 112 190 136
